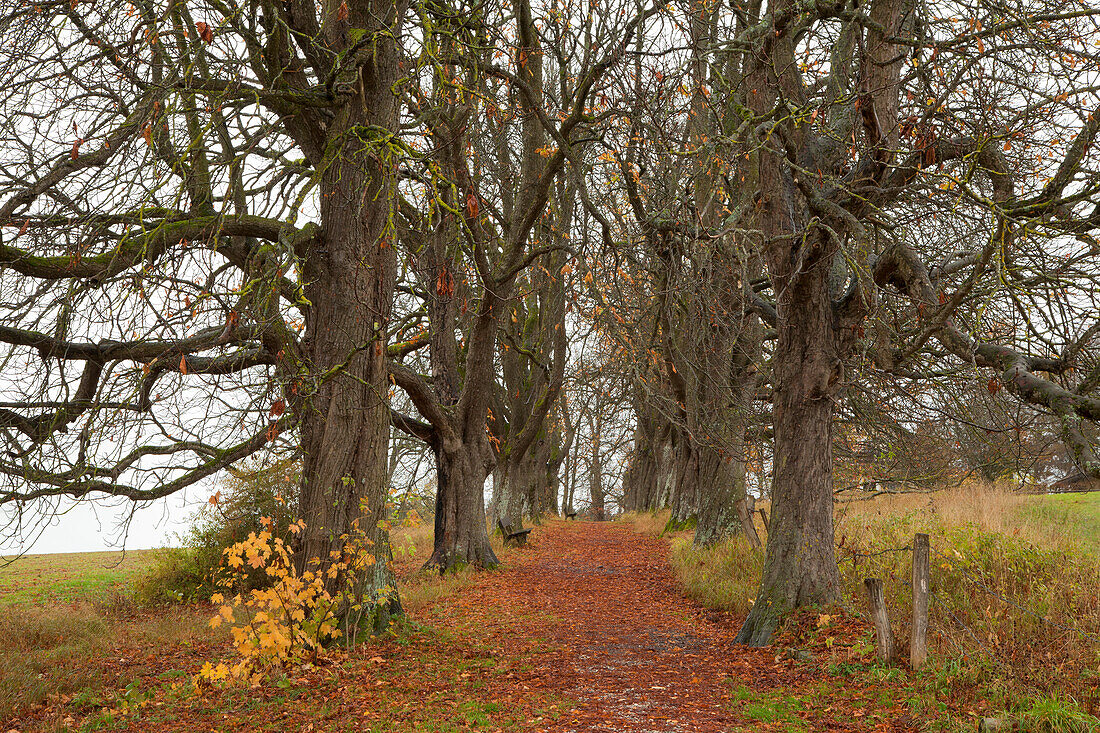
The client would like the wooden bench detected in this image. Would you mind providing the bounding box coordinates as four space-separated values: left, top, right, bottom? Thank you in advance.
497 519 532 548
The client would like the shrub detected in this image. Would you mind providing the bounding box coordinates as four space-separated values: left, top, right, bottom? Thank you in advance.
197 516 393 686
134 460 299 604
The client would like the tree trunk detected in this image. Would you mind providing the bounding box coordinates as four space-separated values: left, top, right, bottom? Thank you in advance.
693 445 752 547
736 266 841 645
296 0 404 630
624 404 674 512
689 446 733 545
589 421 606 521
668 436 698 528
493 452 528 529
426 440 499 571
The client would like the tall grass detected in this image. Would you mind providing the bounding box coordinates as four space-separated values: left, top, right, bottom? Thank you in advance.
0 601 213 722
626 483 1100 716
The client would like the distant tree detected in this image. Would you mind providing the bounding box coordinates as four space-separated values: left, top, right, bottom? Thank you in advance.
386 0 646 570
578 0 1100 644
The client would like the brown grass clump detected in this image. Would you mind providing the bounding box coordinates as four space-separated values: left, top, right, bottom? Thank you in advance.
0 601 215 723
618 509 674 537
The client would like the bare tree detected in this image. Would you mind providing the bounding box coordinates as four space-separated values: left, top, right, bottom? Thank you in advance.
0 0 414 623
578 0 1100 644
387 0 648 570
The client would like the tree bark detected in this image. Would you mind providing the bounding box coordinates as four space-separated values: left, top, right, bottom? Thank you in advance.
296 0 406 628
426 439 499 570
736 266 842 644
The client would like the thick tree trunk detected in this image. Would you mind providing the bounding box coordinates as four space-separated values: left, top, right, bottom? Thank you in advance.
624 405 675 512
693 445 745 547
494 426 561 526
541 430 566 516
493 454 528 529
295 0 404 630
668 436 698 528
426 440 499 571
736 266 841 645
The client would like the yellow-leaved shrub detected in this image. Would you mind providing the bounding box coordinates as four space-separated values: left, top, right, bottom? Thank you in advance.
197 516 392 686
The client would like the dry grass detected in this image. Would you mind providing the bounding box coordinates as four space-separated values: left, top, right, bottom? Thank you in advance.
668 534 763 616
618 509 675 537
0 599 214 723
833 480 1097 556
620 509 766 616
390 519 509 614
628 481 1100 719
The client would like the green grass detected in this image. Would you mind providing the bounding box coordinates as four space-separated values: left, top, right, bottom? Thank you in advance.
1019 493 1100 555
730 684 809 731
0 550 160 605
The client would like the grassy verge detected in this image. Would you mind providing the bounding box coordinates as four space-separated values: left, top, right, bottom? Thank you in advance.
0 600 217 727
0 549 218 725
1017 491 1100 556
1 519 534 731
622 484 1100 731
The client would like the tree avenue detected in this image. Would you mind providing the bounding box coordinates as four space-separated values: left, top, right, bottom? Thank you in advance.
3 0 1100 649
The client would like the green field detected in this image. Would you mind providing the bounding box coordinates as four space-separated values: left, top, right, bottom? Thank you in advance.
1020 491 1100 554
0 549 160 605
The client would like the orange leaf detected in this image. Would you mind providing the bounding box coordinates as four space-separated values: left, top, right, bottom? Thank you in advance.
179 354 188 374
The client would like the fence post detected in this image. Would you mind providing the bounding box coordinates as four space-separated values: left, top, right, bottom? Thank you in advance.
863 578 897 663
758 508 769 530
911 533 930 669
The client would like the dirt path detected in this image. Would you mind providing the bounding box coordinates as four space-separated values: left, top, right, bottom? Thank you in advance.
455 520 917 732
55 519 919 732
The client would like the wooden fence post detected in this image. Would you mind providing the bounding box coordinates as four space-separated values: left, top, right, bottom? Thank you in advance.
911 533 930 669
863 578 897 663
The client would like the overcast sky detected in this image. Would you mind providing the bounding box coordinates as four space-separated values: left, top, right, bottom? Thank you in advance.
0 489 202 556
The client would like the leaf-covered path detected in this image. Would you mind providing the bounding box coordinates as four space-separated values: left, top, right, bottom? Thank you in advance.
446 520 917 732
85 519 920 732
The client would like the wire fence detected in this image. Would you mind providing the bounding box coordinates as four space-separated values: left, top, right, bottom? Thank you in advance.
847 532 1100 673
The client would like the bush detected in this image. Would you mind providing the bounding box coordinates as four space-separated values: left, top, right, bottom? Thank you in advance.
197 517 393 686
134 460 299 604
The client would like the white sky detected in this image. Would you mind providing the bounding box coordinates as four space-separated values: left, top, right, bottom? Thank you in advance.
0 489 201 555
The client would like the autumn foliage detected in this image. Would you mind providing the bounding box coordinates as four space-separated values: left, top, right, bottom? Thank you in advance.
198 517 391 686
